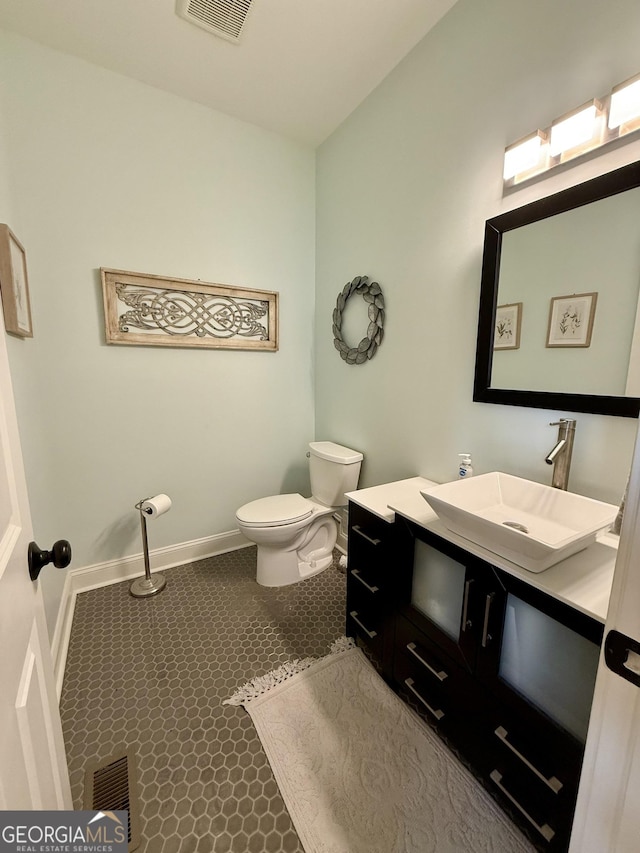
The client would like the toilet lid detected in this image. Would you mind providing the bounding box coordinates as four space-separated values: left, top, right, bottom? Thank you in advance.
236 493 314 527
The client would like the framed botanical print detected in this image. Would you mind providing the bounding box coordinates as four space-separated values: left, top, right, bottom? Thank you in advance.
546 292 597 348
494 302 522 350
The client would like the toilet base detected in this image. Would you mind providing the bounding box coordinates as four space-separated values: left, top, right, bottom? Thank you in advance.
254 515 337 587
299 552 334 580
256 548 334 587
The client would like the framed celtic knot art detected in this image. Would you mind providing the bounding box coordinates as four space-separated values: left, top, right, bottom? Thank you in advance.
101 269 278 351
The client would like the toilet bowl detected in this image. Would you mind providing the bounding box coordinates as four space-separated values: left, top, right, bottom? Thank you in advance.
236 441 363 587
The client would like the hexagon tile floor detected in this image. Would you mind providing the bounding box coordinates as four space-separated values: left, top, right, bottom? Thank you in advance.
60 546 347 853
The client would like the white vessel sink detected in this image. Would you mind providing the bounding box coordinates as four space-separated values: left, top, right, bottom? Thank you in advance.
421 472 618 572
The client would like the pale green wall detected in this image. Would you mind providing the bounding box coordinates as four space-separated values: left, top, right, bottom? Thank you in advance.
316 0 640 504
4 0 640 638
0 32 316 633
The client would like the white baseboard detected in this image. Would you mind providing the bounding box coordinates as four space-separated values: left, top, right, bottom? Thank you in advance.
52 529 251 699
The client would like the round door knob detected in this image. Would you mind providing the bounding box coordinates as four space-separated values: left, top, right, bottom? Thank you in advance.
28 539 72 581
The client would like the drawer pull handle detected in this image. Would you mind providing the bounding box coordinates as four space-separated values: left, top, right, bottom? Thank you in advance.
350 569 379 594
494 726 563 793
349 610 377 639
406 642 448 682
404 678 444 721
481 592 495 648
461 578 473 631
352 525 381 546
489 770 555 842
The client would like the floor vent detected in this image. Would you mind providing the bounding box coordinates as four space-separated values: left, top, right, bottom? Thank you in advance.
176 0 254 43
83 749 140 852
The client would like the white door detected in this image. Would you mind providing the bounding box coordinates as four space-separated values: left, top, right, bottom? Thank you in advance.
570 424 640 852
0 323 71 809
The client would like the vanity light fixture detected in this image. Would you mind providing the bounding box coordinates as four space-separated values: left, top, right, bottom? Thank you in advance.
549 100 604 159
503 73 640 188
609 73 640 135
503 130 548 181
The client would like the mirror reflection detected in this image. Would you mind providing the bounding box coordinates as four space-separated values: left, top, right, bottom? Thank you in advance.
492 187 640 396
473 160 640 417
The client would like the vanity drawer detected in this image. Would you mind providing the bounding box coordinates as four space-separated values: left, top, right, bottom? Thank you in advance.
395 615 456 687
348 503 393 571
488 715 580 794
393 616 477 727
347 557 386 597
487 764 566 849
393 649 451 726
481 708 582 849
482 692 584 788
346 603 385 660
347 573 387 620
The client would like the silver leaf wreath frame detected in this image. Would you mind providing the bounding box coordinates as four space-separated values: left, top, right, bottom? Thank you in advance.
332 275 385 364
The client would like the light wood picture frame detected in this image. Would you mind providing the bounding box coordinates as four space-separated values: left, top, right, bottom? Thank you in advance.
101 269 279 351
546 292 597 348
494 302 522 350
0 225 33 338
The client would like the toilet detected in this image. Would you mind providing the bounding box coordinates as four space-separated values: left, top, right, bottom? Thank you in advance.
236 441 363 587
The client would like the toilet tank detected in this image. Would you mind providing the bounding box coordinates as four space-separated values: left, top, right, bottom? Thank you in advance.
309 441 363 507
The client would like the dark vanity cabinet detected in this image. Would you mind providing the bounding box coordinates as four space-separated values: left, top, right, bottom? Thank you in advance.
397 521 602 851
476 573 602 851
346 504 603 852
345 502 409 679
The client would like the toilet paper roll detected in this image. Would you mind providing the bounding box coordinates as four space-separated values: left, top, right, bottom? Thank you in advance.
140 494 172 519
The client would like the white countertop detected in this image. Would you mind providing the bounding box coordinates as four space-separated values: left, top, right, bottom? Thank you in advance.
345 477 434 523
347 476 617 623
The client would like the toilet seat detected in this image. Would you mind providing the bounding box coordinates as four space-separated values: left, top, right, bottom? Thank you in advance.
236 493 314 528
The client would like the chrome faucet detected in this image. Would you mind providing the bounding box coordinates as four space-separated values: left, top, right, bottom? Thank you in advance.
545 419 576 490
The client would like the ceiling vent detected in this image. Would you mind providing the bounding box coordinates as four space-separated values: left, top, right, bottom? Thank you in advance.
176 0 254 44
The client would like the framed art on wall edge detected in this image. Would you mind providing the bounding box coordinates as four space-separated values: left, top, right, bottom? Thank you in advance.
0 224 33 338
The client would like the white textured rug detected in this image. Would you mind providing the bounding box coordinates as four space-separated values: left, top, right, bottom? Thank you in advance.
225 640 536 853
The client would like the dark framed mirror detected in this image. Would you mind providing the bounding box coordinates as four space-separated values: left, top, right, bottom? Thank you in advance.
473 160 640 418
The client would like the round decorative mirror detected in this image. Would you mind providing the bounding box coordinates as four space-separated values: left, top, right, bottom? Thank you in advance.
332 275 385 364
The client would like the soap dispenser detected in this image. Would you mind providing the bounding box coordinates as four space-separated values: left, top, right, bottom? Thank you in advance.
458 453 474 479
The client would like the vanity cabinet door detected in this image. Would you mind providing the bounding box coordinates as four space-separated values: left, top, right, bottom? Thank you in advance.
398 525 492 673
474 570 603 744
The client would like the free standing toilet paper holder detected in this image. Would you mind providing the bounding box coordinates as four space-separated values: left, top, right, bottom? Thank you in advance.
129 496 169 598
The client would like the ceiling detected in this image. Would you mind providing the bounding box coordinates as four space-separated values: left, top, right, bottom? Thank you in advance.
0 0 458 146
